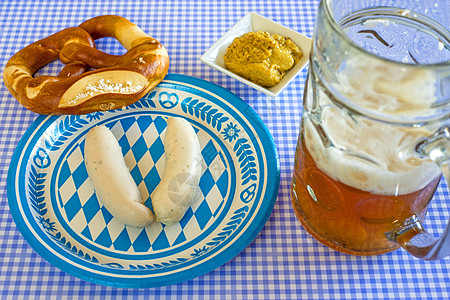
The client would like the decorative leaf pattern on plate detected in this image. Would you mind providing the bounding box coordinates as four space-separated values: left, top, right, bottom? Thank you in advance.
29 164 47 216
130 91 157 109
181 97 229 131
128 258 189 270
28 163 99 264
206 206 249 248
234 138 257 185
44 115 89 151
50 231 99 264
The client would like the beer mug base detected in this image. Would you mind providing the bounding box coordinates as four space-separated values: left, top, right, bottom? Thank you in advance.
291 185 401 256
290 155 440 256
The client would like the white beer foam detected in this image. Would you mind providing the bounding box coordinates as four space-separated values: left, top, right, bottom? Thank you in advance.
304 54 441 195
304 115 440 195
334 55 437 116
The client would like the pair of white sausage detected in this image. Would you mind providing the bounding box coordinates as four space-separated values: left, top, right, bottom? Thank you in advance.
84 117 202 227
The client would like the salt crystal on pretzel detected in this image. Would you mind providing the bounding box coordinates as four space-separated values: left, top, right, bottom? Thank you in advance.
3 15 169 115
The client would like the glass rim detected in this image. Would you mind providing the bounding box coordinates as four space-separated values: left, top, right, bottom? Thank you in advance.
323 0 450 69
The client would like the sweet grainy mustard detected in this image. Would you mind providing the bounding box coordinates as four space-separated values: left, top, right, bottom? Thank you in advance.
224 31 302 87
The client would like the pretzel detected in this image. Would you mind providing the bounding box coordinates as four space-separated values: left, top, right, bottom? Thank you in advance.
3 15 169 115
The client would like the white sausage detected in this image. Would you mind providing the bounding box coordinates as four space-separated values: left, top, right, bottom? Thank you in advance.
84 125 154 227
152 117 202 225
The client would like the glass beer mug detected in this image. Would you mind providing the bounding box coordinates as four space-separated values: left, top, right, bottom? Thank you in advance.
291 0 450 259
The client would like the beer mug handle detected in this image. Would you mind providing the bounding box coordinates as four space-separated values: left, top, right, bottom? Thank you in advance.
385 126 450 260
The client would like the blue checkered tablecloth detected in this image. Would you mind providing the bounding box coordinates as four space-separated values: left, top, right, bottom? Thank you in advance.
0 0 448 298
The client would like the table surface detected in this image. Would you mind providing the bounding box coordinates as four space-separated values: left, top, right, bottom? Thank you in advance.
0 0 448 299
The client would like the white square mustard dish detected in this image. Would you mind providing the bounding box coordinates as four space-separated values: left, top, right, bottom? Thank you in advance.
201 12 312 97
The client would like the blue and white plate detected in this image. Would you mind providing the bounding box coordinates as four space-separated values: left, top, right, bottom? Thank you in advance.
7 74 280 288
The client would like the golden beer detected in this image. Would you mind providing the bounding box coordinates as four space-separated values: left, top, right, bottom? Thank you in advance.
291 123 441 255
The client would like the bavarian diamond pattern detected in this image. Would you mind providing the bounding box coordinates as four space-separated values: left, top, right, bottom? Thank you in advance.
56 114 229 253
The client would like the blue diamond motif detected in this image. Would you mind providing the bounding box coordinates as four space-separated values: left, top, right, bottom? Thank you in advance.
131 136 148 163
100 206 113 225
199 169 215 197
133 229 151 252
82 194 101 223
72 163 88 189
130 165 143 186
81 225 93 240
137 115 154 133
152 231 170 250
194 200 212 230
179 207 194 229
144 197 153 209
173 231 187 246
154 116 168 134
65 193 82 222
94 227 113 247
217 171 229 198
119 117 136 132
149 137 164 163
117 135 131 155
144 167 161 194
113 228 132 251
58 161 71 187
